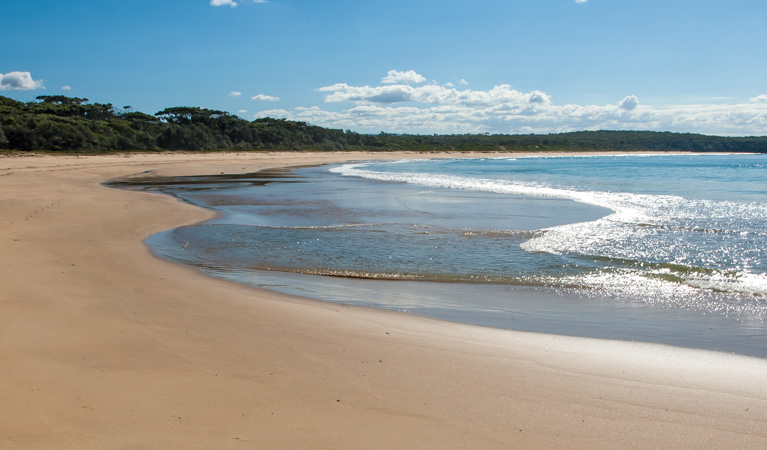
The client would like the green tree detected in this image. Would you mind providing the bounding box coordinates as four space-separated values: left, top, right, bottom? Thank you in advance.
35 95 89 105
0 123 8 149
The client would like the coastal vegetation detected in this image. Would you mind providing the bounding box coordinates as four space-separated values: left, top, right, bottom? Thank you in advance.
2 95 766 153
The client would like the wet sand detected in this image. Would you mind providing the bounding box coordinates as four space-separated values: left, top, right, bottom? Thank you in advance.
2 151 766 449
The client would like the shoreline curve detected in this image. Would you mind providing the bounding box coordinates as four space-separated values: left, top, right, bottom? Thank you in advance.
2 151 766 449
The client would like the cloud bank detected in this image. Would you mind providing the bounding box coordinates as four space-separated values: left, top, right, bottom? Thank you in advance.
257 70 767 136
0 71 44 91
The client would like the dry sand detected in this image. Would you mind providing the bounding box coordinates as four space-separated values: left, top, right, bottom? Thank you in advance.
1 151 766 449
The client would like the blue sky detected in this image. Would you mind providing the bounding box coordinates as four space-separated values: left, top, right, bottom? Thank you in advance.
2 0 766 136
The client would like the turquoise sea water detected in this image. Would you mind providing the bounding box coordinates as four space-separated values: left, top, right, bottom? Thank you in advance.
122 154 767 357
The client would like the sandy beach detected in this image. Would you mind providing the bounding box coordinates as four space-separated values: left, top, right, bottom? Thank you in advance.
2 151 766 449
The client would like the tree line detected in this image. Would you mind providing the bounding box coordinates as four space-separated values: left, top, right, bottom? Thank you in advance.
2 95 766 153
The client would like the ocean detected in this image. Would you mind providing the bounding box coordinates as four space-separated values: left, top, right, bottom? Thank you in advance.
121 154 767 358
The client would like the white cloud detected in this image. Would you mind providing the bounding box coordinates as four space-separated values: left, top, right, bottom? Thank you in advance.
61 85 72 91
251 94 280 101
210 0 237 7
381 69 427 85
256 108 290 118
319 82 556 107
229 91 242 97
320 83 412 103
618 95 639 111
575 0 588 4
0 71 44 90
255 71 767 136
210 0 267 6
529 90 551 104
237 109 248 113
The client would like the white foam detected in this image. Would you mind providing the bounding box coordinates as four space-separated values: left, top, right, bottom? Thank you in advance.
330 161 767 310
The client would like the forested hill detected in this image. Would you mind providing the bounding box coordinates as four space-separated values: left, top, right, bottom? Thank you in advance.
2 95 766 153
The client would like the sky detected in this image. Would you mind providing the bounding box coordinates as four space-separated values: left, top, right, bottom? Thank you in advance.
1 0 766 136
